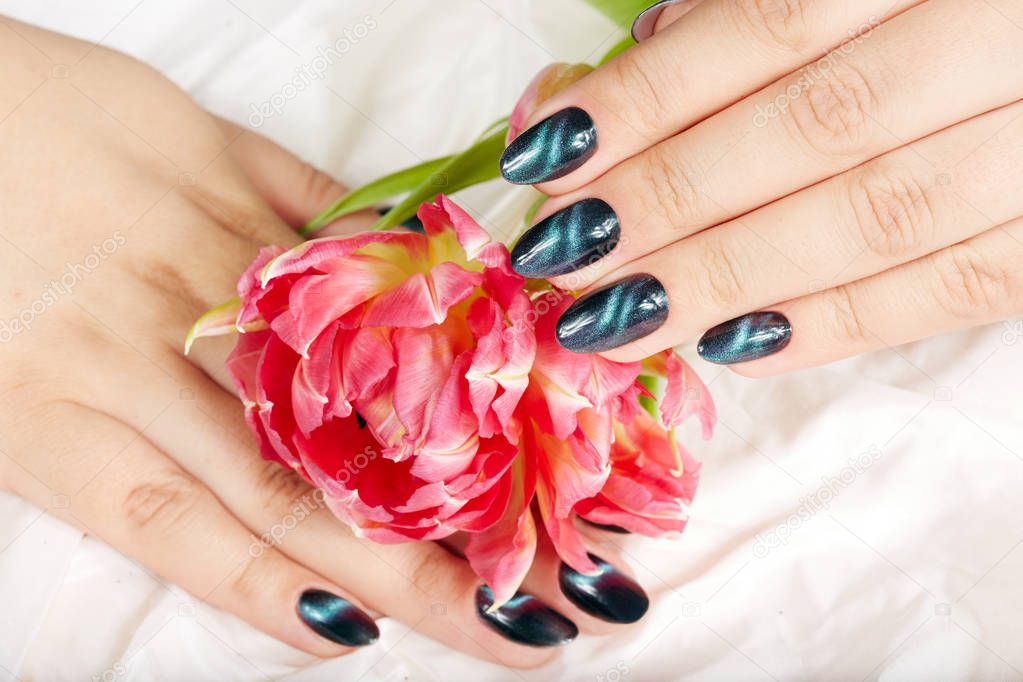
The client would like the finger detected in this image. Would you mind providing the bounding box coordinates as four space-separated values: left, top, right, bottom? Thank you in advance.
631 0 705 43
552 96 1023 361
729 217 1023 376
519 527 648 633
6 402 378 657
518 0 1023 287
142 370 572 667
214 117 377 236
500 0 922 190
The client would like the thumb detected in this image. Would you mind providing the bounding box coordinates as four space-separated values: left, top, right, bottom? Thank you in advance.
214 117 377 236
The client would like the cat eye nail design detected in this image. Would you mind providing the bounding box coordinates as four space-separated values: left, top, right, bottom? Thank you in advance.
297 589 380 647
476 585 579 647
556 274 669 353
510 199 619 278
559 554 649 624
500 107 597 185
697 311 791 364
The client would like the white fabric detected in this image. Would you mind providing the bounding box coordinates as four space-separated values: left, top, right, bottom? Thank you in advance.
2 1 1022 680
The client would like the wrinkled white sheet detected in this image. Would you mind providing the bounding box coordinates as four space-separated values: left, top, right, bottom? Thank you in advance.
2 1 1022 680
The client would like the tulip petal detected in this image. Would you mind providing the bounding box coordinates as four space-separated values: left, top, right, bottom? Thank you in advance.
655 351 716 439
464 458 537 608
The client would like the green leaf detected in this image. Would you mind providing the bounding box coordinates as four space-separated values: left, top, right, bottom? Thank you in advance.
582 0 652 28
300 155 454 237
372 125 509 231
637 374 661 419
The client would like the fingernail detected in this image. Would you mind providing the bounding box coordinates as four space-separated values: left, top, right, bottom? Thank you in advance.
297 589 379 647
500 107 597 185
582 519 631 534
476 585 578 647
559 554 649 624
556 274 668 353
511 199 619 278
632 0 682 41
697 311 791 364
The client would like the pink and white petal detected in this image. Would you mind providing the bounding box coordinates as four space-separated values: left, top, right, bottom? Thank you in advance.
657 351 716 438
536 430 609 519
360 262 481 329
433 195 492 260
261 232 425 282
535 476 597 575
464 461 537 608
184 298 244 354
283 258 406 354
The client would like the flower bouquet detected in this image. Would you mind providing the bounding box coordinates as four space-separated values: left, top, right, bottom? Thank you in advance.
186 0 714 612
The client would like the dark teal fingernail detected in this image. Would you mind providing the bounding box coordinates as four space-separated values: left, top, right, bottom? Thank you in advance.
559 554 649 624
632 0 683 41
510 199 619 277
581 519 631 534
476 585 578 647
697 311 791 364
500 107 597 185
297 589 379 647
556 274 668 353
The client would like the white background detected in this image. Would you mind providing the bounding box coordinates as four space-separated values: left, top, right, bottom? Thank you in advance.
1 1 1022 680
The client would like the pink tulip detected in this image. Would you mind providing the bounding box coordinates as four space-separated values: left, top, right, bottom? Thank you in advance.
190 195 714 607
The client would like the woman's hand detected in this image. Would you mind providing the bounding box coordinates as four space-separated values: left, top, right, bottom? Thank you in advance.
0 20 644 667
502 0 1023 374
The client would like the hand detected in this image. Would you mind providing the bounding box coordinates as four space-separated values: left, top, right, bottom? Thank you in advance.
502 0 1023 374
0 19 645 667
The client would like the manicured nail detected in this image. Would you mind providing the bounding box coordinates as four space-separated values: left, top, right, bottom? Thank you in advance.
559 554 649 624
511 199 619 278
632 0 684 41
556 274 668 353
476 585 578 647
500 107 597 185
697 311 791 364
297 589 379 647
582 519 631 534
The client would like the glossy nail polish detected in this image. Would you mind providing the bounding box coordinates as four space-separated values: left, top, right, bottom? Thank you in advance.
632 0 685 41
559 554 649 624
556 274 669 353
511 199 619 277
500 107 597 185
582 519 631 534
297 589 380 647
697 311 791 364
476 585 578 647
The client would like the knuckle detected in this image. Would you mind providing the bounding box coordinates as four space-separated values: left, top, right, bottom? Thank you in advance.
732 0 814 52
846 163 936 260
404 549 455 601
933 244 1016 320
227 548 280 602
301 165 342 209
604 51 674 137
821 284 871 345
643 149 704 231
691 239 748 308
255 461 315 515
123 470 205 534
786 61 877 157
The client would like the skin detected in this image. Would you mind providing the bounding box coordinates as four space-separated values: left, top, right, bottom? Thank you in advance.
0 19 641 667
518 0 1023 373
